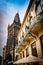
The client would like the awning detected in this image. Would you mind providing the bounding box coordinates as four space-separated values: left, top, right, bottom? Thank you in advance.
8 61 13 64
13 55 43 64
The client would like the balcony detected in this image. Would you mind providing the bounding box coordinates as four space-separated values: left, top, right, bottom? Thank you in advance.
16 13 43 52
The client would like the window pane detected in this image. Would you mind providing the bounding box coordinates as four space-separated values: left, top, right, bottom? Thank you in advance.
23 51 24 57
31 42 37 57
26 47 29 57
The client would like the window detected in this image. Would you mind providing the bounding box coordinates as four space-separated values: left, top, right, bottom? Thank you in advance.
23 63 25 65
22 51 24 57
20 53 22 59
27 63 29 65
16 55 18 61
35 0 42 14
40 35 43 55
26 47 29 57
31 42 37 57
33 62 39 65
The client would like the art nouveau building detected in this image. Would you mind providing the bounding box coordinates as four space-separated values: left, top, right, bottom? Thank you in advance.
14 0 43 65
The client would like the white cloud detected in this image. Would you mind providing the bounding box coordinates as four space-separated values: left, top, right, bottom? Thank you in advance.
0 1 29 55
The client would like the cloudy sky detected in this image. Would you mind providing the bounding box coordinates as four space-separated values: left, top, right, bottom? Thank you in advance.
0 0 30 56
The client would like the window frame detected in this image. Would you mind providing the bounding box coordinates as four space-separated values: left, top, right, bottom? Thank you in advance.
31 42 37 57
26 47 29 57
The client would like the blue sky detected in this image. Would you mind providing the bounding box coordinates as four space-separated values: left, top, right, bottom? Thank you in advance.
0 0 30 55
5 0 28 6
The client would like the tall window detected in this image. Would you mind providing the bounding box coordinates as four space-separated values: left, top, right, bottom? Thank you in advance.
35 0 43 14
26 47 29 57
31 42 37 57
40 35 43 55
20 53 22 59
16 55 18 61
22 51 24 57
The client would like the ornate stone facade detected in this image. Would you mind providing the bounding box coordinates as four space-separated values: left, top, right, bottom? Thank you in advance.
3 13 21 65
14 0 43 65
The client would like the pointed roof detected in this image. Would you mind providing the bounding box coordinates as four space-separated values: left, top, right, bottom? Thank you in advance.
14 13 21 25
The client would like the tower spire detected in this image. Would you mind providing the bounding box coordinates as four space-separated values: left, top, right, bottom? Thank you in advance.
14 12 21 24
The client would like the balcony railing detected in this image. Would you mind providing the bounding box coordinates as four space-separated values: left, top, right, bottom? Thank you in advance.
16 13 43 51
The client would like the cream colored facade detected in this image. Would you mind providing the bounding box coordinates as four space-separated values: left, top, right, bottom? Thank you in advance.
14 0 43 65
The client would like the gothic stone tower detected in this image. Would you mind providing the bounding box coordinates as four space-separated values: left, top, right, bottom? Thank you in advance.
6 13 21 62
